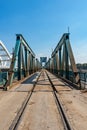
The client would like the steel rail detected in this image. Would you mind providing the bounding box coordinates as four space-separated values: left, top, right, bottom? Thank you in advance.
45 71 73 130
8 71 42 130
53 72 80 90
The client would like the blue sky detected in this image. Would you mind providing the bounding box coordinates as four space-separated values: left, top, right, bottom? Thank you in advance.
0 0 87 63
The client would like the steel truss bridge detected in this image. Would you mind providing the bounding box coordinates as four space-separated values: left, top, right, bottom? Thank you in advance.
45 33 81 88
0 40 11 69
0 33 86 90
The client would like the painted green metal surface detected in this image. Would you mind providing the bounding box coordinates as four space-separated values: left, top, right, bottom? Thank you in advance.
45 33 81 88
4 34 41 90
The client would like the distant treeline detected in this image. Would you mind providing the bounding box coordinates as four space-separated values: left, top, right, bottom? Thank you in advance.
77 63 87 70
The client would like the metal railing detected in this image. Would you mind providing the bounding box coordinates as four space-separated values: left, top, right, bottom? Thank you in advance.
79 72 87 89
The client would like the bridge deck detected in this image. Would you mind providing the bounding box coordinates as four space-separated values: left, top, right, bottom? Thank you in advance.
0 70 87 130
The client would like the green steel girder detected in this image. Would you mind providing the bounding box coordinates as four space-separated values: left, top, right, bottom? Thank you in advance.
16 34 35 58
51 33 69 57
4 34 41 90
45 33 81 88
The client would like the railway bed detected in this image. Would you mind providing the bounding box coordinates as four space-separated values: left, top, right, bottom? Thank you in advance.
0 69 87 130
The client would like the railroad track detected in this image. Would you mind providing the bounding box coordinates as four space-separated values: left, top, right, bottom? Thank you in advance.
8 69 73 130
45 70 73 130
8 71 42 130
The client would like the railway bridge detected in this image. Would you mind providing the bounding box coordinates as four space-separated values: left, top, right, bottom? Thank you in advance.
0 33 82 90
0 33 87 130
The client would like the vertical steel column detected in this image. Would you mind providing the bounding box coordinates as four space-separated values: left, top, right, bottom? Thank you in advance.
21 47 26 77
33 57 35 73
54 55 57 74
29 55 33 74
49 58 51 71
61 44 65 77
30 54 32 74
18 43 22 80
65 42 69 79
50 58 52 72
59 48 61 75
52 57 54 73
31 55 33 73
54 56 56 73
28 52 31 75
37 60 39 71
36 59 38 71
25 47 28 76
55 52 59 75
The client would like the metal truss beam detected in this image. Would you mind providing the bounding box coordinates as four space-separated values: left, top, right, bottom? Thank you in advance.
4 34 41 90
0 40 11 69
16 34 35 57
52 33 69 57
45 33 81 88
